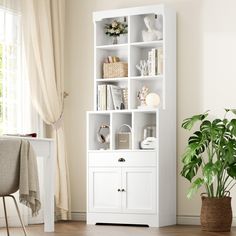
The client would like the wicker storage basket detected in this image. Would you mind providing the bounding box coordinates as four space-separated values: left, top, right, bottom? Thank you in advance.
201 196 232 232
103 62 128 78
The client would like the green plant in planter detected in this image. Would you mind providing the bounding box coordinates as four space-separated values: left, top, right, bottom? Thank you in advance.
181 109 236 198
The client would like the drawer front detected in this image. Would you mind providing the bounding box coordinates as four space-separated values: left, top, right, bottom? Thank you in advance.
88 151 156 167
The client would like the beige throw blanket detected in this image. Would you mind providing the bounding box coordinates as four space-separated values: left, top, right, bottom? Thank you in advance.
19 140 41 216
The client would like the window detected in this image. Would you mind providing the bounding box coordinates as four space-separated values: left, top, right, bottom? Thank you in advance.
0 7 38 135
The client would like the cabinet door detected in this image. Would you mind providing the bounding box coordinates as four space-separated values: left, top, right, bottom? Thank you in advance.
122 167 156 214
88 167 122 213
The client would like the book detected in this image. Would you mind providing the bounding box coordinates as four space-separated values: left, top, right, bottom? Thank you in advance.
101 85 107 110
157 48 163 75
151 48 158 76
106 56 120 63
97 84 127 110
122 88 128 109
97 85 102 110
97 84 107 110
108 56 113 63
4 133 37 137
148 48 163 76
112 56 120 63
110 85 124 110
155 48 158 75
148 51 152 75
106 85 114 110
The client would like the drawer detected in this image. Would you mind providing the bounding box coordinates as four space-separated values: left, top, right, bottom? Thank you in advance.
88 151 156 167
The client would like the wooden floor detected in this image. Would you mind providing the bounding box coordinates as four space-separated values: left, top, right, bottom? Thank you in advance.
0 221 235 236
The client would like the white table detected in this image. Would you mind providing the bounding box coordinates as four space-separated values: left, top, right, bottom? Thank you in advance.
1 136 55 232
29 138 55 232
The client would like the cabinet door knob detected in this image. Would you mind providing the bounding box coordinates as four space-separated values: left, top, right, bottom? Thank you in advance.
121 189 125 192
118 158 125 162
117 189 121 192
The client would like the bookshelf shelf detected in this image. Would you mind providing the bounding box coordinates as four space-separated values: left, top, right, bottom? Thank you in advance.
130 75 163 80
96 43 128 50
88 109 156 115
130 40 163 48
88 149 156 153
87 4 176 228
96 77 128 82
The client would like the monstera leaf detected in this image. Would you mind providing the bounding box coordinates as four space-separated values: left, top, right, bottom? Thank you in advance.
227 162 236 179
227 119 236 137
187 178 204 199
188 131 210 155
182 112 209 131
222 139 236 164
200 119 225 141
181 155 202 182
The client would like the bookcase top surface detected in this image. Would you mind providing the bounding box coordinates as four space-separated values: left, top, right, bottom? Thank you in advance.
93 4 173 22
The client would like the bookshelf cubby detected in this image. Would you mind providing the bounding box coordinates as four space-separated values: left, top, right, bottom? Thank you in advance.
133 111 156 149
130 78 163 109
96 16 129 46
130 14 162 43
112 112 132 150
87 5 176 227
88 113 110 150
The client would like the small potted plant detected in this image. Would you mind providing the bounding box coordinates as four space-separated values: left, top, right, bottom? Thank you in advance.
181 109 236 232
104 20 128 44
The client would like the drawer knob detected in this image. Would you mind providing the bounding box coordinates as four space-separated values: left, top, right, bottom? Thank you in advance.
121 189 125 192
117 189 121 192
118 158 125 162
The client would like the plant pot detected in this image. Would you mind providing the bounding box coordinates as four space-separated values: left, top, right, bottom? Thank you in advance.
201 196 232 232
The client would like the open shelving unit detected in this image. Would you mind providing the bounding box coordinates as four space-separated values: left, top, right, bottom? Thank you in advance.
87 4 176 227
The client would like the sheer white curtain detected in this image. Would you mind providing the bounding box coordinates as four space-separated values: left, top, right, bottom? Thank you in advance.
0 0 42 135
22 0 71 220
0 0 71 222
0 0 43 227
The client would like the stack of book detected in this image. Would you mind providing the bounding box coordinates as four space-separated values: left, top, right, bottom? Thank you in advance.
104 56 120 63
147 48 163 76
97 84 128 111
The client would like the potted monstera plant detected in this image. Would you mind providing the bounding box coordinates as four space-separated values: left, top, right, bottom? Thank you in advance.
181 109 236 232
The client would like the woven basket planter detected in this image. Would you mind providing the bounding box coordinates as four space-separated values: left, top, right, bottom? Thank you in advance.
103 62 128 78
201 196 232 232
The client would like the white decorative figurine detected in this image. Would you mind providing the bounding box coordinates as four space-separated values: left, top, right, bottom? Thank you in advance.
137 86 149 108
142 15 163 42
136 60 149 76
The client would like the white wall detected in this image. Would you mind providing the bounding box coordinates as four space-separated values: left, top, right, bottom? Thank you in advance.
64 0 236 220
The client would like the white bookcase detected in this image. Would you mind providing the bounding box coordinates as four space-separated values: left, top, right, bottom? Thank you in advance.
87 4 176 227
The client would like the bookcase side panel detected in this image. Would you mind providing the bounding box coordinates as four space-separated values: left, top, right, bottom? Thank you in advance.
158 7 176 226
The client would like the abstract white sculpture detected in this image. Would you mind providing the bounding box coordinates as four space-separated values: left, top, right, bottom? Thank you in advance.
136 60 150 76
142 15 163 42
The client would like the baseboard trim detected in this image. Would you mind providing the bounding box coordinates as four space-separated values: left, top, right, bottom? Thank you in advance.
71 213 198 225
177 215 236 226
177 215 200 225
71 212 86 221
71 213 236 226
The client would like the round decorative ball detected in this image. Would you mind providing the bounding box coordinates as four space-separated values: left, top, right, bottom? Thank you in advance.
146 93 160 108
